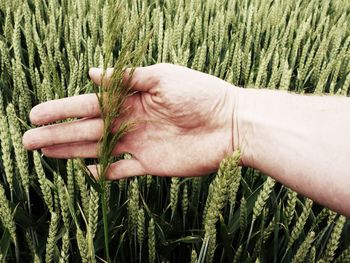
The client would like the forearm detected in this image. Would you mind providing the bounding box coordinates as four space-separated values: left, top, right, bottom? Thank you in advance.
233 87 350 217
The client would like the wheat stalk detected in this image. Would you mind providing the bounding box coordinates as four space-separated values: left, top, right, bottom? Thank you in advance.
45 212 59 263
321 215 346 263
288 198 313 249
148 218 156 263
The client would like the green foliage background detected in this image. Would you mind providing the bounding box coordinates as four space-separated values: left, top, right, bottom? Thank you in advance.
0 0 350 262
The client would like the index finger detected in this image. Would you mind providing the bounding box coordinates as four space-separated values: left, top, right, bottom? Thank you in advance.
89 66 159 92
30 94 100 125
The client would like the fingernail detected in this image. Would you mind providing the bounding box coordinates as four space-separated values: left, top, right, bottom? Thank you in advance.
29 106 41 125
22 130 36 150
88 67 97 77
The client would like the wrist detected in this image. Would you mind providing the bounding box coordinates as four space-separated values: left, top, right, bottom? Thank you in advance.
223 84 243 158
229 87 257 167
220 82 260 167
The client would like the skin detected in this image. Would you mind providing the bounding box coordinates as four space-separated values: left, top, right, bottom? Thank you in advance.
22 63 350 217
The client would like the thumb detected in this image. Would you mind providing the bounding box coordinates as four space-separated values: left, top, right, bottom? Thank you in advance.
88 159 146 180
89 65 158 92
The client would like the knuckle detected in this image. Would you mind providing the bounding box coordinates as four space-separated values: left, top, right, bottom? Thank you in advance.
86 97 99 116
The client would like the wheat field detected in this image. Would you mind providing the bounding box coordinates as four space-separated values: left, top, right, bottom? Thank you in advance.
0 0 350 262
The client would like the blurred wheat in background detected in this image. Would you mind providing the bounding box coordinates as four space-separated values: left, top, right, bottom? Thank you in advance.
0 0 349 262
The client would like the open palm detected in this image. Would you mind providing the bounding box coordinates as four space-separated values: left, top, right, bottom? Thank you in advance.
23 63 235 179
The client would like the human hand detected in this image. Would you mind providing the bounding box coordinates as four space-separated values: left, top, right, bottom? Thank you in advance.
23 63 237 179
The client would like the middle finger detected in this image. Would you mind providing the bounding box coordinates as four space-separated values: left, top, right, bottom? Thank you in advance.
23 118 103 150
